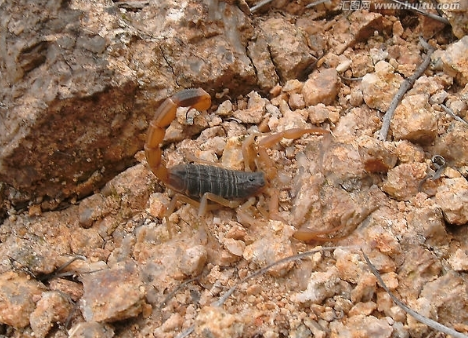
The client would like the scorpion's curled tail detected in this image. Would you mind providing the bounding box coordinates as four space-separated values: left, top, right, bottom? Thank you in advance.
145 88 211 182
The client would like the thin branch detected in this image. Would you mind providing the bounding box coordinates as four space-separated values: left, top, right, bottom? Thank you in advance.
214 246 346 307
38 255 86 281
176 326 194 338
305 0 331 9
115 1 149 10
378 37 435 141
250 0 275 13
252 0 333 11
418 154 447 191
430 0 446 18
362 250 468 338
430 154 447 180
389 0 450 24
159 276 200 309
339 74 364 81
441 103 468 125
176 246 348 338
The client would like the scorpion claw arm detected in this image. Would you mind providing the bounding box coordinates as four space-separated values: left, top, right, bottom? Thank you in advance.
257 128 330 180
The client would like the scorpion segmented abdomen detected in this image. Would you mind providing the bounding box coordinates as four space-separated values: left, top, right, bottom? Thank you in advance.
167 164 265 200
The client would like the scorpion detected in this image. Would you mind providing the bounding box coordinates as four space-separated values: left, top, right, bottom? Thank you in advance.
145 88 332 241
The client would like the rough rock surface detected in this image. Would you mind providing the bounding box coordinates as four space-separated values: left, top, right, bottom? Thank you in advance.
0 272 45 329
0 1 467 338
68 322 115 338
80 260 146 323
437 0 468 38
390 94 437 145
257 16 316 82
0 0 258 212
432 121 468 167
302 68 341 106
436 177 468 225
361 61 403 112
437 35 468 86
30 291 73 338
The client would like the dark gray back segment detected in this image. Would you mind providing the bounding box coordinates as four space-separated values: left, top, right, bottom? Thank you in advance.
169 164 265 199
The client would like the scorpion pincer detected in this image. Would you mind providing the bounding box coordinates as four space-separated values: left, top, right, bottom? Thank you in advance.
145 88 330 240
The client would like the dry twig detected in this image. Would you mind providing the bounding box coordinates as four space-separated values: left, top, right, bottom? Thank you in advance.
250 0 275 13
362 250 468 338
115 1 149 10
38 255 86 281
305 0 331 9
159 276 200 309
418 154 447 191
378 37 435 141
389 0 450 24
175 246 347 338
214 246 345 307
441 103 468 125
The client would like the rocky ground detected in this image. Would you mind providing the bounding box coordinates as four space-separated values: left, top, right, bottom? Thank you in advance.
1 0 468 337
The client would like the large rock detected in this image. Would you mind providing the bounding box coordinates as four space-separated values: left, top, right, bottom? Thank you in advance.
437 36 468 86
432 121 468 167
0 0 257 213
257 16 317 82
390 94 437 145
80 260 146 322
361 61 403 112
0 272 45 328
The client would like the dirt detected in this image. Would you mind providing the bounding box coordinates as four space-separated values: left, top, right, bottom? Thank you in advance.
0 0 468 338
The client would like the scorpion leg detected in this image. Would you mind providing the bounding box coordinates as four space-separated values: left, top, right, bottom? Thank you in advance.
199 193 242 217
293 223 347 242
236 197 264 227
164 193 215 237
165 193 241 218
